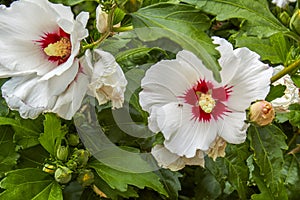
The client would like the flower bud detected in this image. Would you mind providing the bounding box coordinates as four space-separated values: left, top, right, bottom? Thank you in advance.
290 9 300 35
43 164 56 174
72 149 90 168
116 0 142 13
67 133 80 146
96 5 108 34
56 145 69 161
66 159 78 171
249 100 275 126
77 169 94 187
54 166 72 184
279 11 290 26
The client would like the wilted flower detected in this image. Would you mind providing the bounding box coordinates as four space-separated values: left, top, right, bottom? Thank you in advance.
272 0 296 8
86 49 127 108
0 0 89 119
271 66 300 112
206 136 227 161
140 37 272 159
151 144 205 171
250 100 275 126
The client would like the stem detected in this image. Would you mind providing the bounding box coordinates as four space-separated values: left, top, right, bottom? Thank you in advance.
82 4 116 51
113 25 134 32
271 58 300 83
288 129 300 147
283 31 300 43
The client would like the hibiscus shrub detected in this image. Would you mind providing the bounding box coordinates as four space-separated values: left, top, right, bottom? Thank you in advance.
0 0 300 200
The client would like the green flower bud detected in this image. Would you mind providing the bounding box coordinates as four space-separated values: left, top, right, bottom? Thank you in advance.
67 133 80 146
43 164 56 174
116 0 142 13
56 145 69 161
279 11 290 26
290 9 300 35
66 159 78 171
72 149 90 168
54 166 72 184
249 100 275 126
77 170 94 187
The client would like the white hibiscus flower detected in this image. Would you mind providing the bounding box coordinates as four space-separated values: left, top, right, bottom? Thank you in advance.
272 0 296 8
86 49 127 108
140 37 273 158
0 0 89 119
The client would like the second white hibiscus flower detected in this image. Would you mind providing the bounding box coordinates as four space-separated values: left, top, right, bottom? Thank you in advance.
139 37 273 169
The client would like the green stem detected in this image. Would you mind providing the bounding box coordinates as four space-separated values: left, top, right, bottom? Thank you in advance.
113 25 134 32
283 31 300 43
271 59 300 83
82 4 116 51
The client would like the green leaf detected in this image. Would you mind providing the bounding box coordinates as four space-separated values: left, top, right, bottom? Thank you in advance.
205 142 250 199
248 125 288 199
291 74 300 88
236 36 282 64
93 175 139 199
193 168 221 200
89 160 168 197
17 145 49 169
0 126 19 178
0 168 63 200
0 116 42 149
236 33 289 64
276 103 300 127
282 154 299 186
39 114 67 156
155 169 182 199
265 84 286 102
49 0 94 6
183 0 288 37
131 3 222 81
116 47 168 72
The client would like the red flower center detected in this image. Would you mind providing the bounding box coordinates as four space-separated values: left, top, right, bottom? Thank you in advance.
36 28 71 65
182 79 232 122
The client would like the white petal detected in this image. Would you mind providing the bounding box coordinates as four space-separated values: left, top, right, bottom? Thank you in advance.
176 50 215 82
155 102 217 157
140 57 200 113
151 145 205 171
2 76 56 119
215 38 273 111
88 49 127 108
217 112 248 144
51 67 89 120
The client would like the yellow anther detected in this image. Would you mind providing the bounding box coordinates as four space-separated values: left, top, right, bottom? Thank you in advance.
44 37 71 57
198 93 216 113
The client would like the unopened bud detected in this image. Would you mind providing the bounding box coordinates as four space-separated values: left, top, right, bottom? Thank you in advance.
96 5 108 33
249 100 275 126
290 9 300 35
77 170 94 187
72 149 90 168
56 145 69 161
116 0 142 13
54 166 72 184
279 11 290 26
66 159 78 170
67 133 80 146
43 164 56 174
